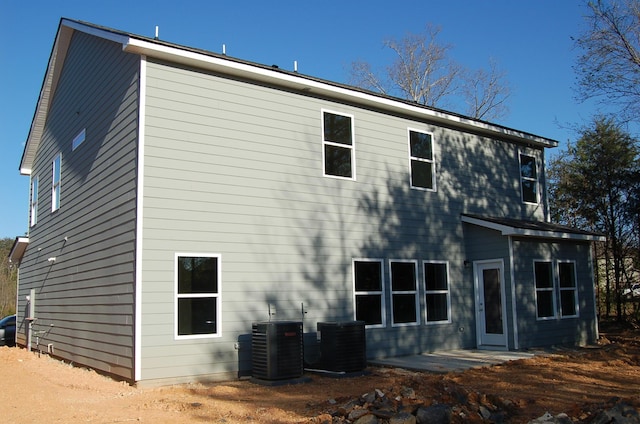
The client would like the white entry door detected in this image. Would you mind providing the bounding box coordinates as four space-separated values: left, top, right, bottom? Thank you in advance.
474 260 508 348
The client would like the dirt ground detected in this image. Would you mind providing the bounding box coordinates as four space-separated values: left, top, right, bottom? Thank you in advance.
1 322 639 424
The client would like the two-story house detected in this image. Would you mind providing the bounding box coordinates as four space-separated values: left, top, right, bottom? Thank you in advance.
9 18 604 386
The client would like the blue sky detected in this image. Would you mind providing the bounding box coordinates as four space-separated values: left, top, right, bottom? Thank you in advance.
1 0 601 238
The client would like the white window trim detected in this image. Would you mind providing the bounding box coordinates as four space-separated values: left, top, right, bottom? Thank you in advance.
408 128 436 192
321 109 356 180
558 260 579 318
534 259 557 321
352 258 386 328
534 259 580 321
519 151 539 204
174 252 222 340
389 259 420 327
52 153 62 212
72 128 86 151
422 260 452 324
30 176 38 227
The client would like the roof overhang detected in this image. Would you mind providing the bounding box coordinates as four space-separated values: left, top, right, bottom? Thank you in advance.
20 18 559 174
461 214 606 242
8 237 29 264
121 36 558 149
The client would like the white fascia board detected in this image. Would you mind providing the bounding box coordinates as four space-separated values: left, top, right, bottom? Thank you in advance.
123 38 557 148
514 229 605 242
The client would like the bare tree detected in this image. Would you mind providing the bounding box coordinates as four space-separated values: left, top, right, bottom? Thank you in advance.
348 24 510 121
575 0 640 120
461 59 511 121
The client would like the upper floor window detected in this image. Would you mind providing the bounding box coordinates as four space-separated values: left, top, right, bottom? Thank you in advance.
52 153 61 212
423 261 450 323
322 111 355 179
72 128 86 151
390 260 419 326
409 129 436 191
30 176 38 227
353 259 384 327
176 254 221 338
520 153 538 204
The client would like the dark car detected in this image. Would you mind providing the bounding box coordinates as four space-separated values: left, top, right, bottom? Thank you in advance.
0 315 16 347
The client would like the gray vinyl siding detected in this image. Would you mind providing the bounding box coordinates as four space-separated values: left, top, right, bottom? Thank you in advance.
16 31 139 380
512 239 597 348
138 59 545 382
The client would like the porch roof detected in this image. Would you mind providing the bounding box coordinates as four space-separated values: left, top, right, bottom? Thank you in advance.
461 214 606 242
8 237 29 264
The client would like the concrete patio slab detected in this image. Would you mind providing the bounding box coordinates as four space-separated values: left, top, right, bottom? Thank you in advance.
369 350 536 373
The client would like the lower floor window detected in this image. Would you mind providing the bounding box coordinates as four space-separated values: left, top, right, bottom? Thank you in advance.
534 260 578 320
353 258 451 327
558 261 578 317
176 254 221 337
534 261 555 319
423 261 450 323
390 260 419 325
353 259 384 327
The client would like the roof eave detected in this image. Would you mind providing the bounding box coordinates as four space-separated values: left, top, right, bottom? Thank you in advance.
20 18 558 176
122 37 558 149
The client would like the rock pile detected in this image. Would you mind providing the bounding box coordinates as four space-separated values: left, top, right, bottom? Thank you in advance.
530 398 640 424
309 383 640 424
309 381 515 424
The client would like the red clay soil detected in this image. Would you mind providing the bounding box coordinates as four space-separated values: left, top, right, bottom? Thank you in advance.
0 321 638 423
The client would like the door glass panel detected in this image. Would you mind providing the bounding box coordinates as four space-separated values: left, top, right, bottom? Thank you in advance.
482 268 503 334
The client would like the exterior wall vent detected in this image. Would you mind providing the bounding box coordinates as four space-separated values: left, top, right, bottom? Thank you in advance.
317 321 366 372
251 321 304 380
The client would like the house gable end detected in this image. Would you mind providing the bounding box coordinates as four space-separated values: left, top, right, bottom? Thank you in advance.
20 19 132 175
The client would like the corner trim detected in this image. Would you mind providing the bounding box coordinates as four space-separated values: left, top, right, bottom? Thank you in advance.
134 56 147 382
